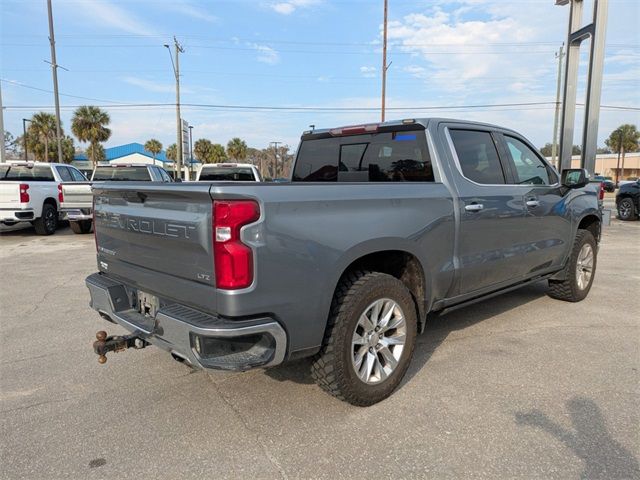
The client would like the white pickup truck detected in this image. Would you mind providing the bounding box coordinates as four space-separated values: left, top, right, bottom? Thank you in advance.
196 163 262 182
0 161 87 235
61 164 174 234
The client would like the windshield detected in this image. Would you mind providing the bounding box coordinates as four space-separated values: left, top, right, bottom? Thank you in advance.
0 165 54 181
199 167 256 181
92 166 151 181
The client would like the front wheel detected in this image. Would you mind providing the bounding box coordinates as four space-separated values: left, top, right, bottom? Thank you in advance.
311 271 417 406
617 198 637 221
548 230 597 302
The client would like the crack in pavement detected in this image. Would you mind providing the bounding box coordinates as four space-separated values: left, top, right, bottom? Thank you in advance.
207 377 289 480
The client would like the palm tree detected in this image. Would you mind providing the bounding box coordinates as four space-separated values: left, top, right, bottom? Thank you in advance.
144 139 163 166
71 106 111 168
29 112 57 162
194 138 214 163
166 143 177 176
606 124 640 184
226 137 247 161
211 143 227 163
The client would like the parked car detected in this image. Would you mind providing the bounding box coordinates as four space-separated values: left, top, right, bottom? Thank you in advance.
60 164 173 234
618 177 639 188
85 119 601 406
0 161 87 235
196 163 262 182
616 179 639 221
594 175 615 192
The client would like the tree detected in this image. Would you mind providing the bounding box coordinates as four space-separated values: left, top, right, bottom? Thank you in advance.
194 138 215 163
211 143 227 163
71 105 111 168
144 139 163 166
539 143 582 157
29 112 57 162
226 137 247 161
166 143 177 161
54 135 76 164
605 124 640 182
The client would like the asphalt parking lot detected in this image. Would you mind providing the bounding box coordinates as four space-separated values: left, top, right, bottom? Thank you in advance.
1 213 639 479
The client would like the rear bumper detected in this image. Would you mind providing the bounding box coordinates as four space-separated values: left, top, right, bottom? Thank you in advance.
85 272 287 371
63 208 93 221
0 208 35 222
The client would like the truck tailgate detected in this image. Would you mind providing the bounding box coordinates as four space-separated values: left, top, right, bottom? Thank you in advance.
0 183 20 206
93 183 215 287
61 182 92 209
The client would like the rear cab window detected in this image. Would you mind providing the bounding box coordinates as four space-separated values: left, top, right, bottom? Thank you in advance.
0 165 55 181
92 166 151 181
449 129 506 185
292 127 434 182
199 166 256 181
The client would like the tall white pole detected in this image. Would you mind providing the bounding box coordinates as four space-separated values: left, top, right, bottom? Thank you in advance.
381 0 388 122
0 82 6 162
47 0 64 163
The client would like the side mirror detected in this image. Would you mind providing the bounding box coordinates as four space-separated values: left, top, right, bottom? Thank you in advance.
561 168 589 189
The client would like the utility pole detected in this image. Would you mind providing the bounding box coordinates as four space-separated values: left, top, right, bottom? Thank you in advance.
0 82 5 162
551 43 564 169
46 0 63 163
270 141 281 178
22 118 32 160
381 0 388 122
188 124 193 180
165 37 184 180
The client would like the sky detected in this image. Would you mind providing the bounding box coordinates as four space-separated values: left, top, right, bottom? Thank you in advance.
1 0 639 153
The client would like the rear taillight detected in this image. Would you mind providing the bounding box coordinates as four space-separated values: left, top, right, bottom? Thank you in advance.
19 184 30 203
213 200 260 290
599 182 605 201
93 196 98 252
58 184 64 203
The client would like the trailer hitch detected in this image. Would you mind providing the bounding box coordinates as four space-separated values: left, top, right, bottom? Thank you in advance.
93 330 148 364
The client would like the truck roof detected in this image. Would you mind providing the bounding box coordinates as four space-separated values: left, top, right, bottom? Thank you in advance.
301 117 521 139
200 163 255 169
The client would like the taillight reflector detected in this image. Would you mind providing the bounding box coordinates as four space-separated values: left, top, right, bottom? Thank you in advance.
598 182 605 201
213 200 260 289
19 184 30 203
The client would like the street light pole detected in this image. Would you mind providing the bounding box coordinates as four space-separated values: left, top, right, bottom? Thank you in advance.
0 82 5 163
46 0 63 163
22 118 32 160
165 37 184 180
551 43 564 169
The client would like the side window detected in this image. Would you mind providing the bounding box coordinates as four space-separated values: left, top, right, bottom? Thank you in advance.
69 167 87 181
159 168 172 182
449 129 505 185
504 136 556 185
56 166 73 182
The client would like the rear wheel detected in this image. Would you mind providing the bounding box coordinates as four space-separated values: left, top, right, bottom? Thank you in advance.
33 203 58 235
548 230 597 302
311 271 417 406
70 220 92 234
617 198 637 221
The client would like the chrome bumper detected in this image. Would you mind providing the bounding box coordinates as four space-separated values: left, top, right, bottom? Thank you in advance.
63 208 93 221
85 273 287 370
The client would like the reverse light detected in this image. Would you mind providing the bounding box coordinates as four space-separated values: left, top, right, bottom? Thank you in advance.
19 184 30 203
213 200 260 290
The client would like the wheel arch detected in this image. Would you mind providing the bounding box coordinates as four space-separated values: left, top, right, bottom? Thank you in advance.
577 213 601 243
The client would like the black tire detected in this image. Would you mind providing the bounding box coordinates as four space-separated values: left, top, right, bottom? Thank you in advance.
311 271 417 406
70 220 93 234
33 203 58 235
617 198 637 221
548 230 597 302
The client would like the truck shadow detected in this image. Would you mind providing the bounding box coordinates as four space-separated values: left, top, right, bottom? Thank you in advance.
266 281 550 387
515 397 640 479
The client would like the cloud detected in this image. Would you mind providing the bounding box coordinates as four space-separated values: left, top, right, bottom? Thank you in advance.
269 0 321 15
163 1 217 23
247 43 280 65
360 66 377 78
72 0 157 36
121 77 193 94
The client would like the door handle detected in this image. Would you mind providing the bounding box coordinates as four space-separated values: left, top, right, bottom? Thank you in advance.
465 203 484 212
526 200 540 208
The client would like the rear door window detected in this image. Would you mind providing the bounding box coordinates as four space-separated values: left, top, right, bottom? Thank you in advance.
293 129 434 182
56 166 73 182
69 168 87 181
449 129 506 185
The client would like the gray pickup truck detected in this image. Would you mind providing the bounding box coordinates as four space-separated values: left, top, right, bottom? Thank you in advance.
86 118 601 406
